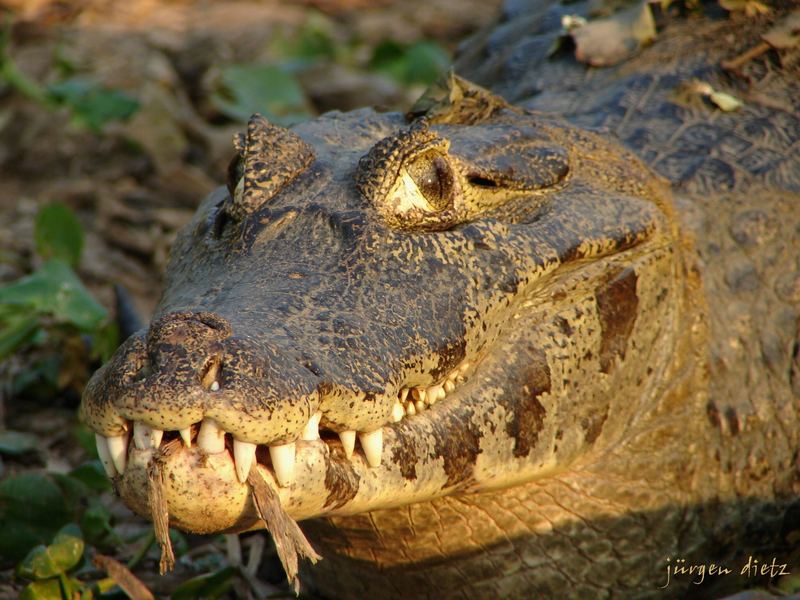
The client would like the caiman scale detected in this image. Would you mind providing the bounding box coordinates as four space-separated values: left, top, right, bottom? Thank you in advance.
81 2 800 598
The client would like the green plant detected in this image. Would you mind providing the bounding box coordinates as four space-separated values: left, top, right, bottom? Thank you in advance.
0 458 194 598
46 78 140 132
0 24 139 132
0 203 116 366
16 524 86 599
0 464 112 550
210 63 312 126
0 205 119 582
368 40 450 86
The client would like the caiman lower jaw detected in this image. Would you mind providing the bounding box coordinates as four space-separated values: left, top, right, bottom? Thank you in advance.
113 414 467 534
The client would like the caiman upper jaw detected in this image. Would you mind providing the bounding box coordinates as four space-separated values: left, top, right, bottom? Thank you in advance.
81 311 321 447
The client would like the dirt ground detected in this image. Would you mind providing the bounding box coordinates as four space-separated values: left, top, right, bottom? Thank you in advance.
0 0 502 596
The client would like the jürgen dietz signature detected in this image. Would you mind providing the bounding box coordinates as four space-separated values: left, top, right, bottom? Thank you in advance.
661 556 791 588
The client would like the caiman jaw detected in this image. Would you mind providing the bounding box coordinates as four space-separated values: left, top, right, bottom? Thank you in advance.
84 348 483 533
90 356 474 485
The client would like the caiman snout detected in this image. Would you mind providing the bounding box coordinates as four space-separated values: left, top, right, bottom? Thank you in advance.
145 312 240 415
80 309 321 490
81 303 485 533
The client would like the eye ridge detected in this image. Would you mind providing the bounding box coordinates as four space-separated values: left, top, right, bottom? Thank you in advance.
407 153 454 212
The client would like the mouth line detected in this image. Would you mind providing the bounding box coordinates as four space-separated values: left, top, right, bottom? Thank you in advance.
94 357 476 489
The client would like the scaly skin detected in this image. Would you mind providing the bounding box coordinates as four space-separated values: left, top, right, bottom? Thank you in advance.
80 2 800 598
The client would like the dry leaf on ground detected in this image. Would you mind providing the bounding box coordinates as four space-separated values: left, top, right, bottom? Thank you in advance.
762 10 800 49
571 0 657 67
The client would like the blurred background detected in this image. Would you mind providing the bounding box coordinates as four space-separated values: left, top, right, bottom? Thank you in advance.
0 1 501 597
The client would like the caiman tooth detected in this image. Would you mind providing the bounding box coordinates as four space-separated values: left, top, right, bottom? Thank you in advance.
179 427 192 448
269 442 296 487
107 433 128 474
414 400 426 413
444 380 456 393
427 384 444 404
338 430 356 459
301 412 322 441
233 439 257 483
359 428 383 468
210 380 220 392
95 434 117 477
405 401 417 416
412 388 427 403
197 418 226 454
391 402 405 423
400 388 410 403
133 422 163 450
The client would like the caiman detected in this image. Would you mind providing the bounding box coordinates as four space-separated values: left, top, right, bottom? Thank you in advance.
80 1 800 598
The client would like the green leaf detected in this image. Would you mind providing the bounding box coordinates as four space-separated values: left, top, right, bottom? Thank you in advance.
270 14 338 64
51 473 90 511
34 203 84 267
779 571 800 593
80 503 114 543
69 461 112 492
0 520 50 563
211 63 311 125
369 40 450 85
0 473 70 527
0 430 39 455
0 313 40 359
19 578 63 600
18 545 62 580
170 566 238 600
11 354 61 397
89 321 119 362
0 474 72 561
0 38 50 106
47 78 139 132
0 259 108 332
49 524 84 572
402 42 451 85
368 40 406 80
73 425 98 455
17 525 83 580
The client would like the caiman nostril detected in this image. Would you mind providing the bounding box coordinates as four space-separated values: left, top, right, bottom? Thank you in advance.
200 356 222 390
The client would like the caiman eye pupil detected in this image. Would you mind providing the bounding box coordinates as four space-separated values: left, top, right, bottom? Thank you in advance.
409 154 453 212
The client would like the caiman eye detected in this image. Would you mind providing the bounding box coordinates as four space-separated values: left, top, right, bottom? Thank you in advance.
215 154 243 239
226 154 244 197
405 153 454 212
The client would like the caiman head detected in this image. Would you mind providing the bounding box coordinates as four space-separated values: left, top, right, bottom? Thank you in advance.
80 78 687 536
